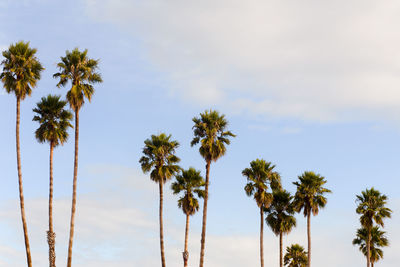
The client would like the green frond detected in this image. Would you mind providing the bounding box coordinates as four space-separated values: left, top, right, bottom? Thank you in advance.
32 94 73 147
1 41 44 100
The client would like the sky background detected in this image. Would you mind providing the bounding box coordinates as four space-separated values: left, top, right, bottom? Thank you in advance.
0 0 400 266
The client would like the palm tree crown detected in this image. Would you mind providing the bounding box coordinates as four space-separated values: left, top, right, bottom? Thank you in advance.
265 190 296 236
171 167 205 215
292 171 331 216
284 244 308 267
33 95 73 146
242 159 281 209
356 188 392 229
191 109 235 162
139 133 181 183
353 226 389 265
53 48 102 111
1 41 44 99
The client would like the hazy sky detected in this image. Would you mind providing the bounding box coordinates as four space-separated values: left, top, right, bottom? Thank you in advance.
1 1 399 266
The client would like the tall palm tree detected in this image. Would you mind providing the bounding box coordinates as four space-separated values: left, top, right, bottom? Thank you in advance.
242 159 281 267
171 167 205 267
0 41 44 267
356 188 392 267
33 95 73 267
284 244 308 267
53 48 102 267
352 226 389 267
265 190 297 267
191 109 235 267
140 133 181 267
292 171 331 267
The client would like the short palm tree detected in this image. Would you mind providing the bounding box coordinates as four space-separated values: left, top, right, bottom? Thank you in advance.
140 133 181 267
242 159 281 267
33 95 72 267
353 226 389 267
53 48 102 267
284 244 308 267
0 41 44 267
292 171 331 267
265 190 297 267
171 167 205 267
191 109 235 267
356 188 392 267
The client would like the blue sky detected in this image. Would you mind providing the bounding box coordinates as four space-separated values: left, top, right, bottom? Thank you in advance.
1 0 400 266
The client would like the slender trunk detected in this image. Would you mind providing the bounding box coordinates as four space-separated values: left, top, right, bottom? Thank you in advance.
16 97 32 267
48 142 56 267
260 207 264 267
67 109 79 267
199 160 211 267
279 232 283 267
307 212 311 267
367 227 371 267
159 180 166 267
183 213 190 267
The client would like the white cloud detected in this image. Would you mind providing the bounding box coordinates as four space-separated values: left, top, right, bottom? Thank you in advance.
84 0 400 123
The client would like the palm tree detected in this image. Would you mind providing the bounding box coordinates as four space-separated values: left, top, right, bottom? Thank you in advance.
292 171 331 267
265 190 297 267
284 244 308 267
0 41 44 267
33 95 73 267
353 226 389 267
171 167 205 267
356 188 392 267
191 109 235 267
242 159 281 267
53 48 102 267
140 133 181 267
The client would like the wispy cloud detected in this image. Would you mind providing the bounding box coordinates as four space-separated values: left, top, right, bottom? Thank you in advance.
84 0 400 123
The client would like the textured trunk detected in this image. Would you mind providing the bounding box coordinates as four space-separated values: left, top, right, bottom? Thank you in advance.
48 142 56 267
260 207 264 267
307 212 311 267
279 232 283 267
16 97 33 267
67 109 79 267
183 213 190 267
199 160 211 267
159 181 166 267
367 227 371 267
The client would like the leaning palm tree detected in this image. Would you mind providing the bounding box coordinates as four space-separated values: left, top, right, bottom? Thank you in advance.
191 109 235 267
171 167 205 267
0 41 44 267
33 95 73 267
140 133 181 267
53 48 102 267
356 188 392 267
284 244 308 267
352 226 389 267
265 190 297 267
242 159 281 267
292 171 331 267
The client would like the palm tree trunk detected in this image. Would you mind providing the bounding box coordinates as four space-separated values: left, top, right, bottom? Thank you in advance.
279 232 283 267
48 142 56 267
307 212 311 267
159 180 166 267
260 207 264 267
199 160 211 267
367 228 371 267
16 97 33 267
183 213 190 267
67 109 79 267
